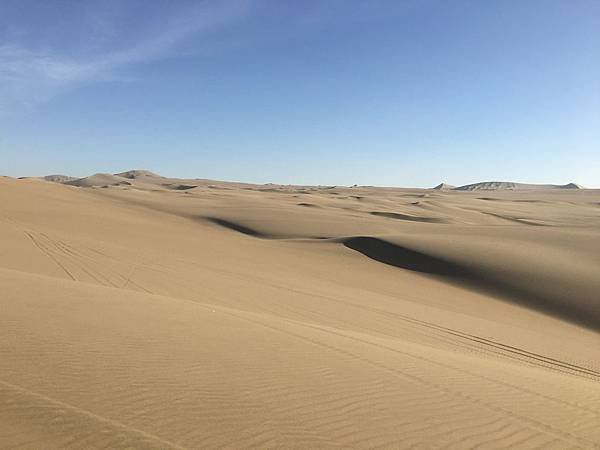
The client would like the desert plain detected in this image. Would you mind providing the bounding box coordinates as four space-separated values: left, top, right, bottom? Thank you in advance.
1 170 599 449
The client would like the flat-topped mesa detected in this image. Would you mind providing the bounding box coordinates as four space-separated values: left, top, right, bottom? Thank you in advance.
114 169 162 179
454 181 583 191
432 183 456 190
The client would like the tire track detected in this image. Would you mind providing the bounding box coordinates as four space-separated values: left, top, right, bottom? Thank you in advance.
23 231 76 281
193 301 600 448
251 279 600 380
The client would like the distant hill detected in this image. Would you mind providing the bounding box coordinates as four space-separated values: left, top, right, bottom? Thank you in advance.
114 170 162 179
43 175 77 183
40 170 585 191
65 173 132 188
453 181 583 191
58 170 194 190
432 183 456 190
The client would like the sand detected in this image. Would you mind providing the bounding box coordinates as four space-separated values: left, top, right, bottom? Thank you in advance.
1 173 599 449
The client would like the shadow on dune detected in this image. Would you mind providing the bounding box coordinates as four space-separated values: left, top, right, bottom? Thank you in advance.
370 211 448 223
481 212 549 226
344 237 467 277
343 236 599 331
205 217 271 238
202 218 598 330
204 217 330 240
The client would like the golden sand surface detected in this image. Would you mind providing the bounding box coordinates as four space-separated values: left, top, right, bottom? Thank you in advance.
1 172 599 448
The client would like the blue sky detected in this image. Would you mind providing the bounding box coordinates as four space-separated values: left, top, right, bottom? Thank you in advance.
1 0 599 187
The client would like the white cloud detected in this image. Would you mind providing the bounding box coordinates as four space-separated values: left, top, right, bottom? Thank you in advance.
0 0 252 113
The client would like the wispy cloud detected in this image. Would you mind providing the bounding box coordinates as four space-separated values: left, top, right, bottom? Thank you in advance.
0 0 252 113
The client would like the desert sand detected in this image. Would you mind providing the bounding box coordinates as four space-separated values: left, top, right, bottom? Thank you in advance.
1 171 599 449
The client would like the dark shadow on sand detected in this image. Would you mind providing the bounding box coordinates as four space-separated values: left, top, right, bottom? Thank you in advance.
205 217 270 238
370 212 448 223
343 236 599 331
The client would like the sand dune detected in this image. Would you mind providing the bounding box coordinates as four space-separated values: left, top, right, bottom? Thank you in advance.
1 172 599 448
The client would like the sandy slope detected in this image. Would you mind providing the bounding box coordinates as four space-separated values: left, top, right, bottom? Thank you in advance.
1 175 599 449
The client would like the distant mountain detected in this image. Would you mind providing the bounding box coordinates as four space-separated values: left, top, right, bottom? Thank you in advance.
432 183 456 190
453 181 583 191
